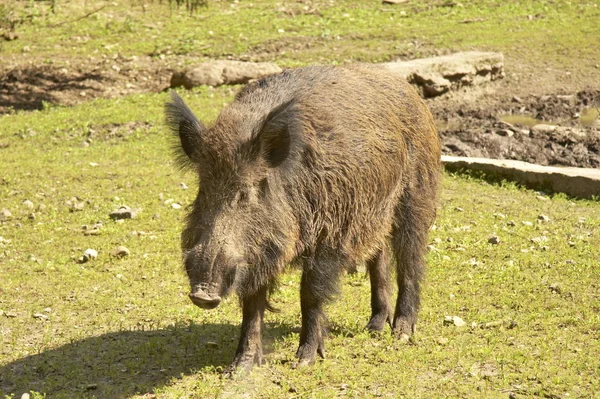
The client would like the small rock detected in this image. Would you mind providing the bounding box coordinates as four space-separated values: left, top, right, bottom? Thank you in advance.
537 214 551 223
482 320 504 329
89 162 100 167
493 213 506 219
43 307 52 313
180 182 189 190
522 221 533 226
511 96 523 103
454 207 464 212
111 246 130 257
23 200 34 209
205 341 219 348
33 313 48 320
488 236 500 245
0 208 12 221
531 124 557 134
496 129 514 137
171 203 182 210
536 195 550 202
549 283 561 294
110 206 140 220
83 248 98 262
507 220 516 226
21 393 30 399
444 315 466 327
66 197 85 212
530 236 548 244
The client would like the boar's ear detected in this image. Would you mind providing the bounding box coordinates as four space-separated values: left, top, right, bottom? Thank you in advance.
257 100 297 168
165 91 206 168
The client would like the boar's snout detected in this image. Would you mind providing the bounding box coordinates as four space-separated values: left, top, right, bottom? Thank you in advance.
189 288 222 309
184 245 242 310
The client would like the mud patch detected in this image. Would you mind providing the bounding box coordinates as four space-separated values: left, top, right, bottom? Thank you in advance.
435 90 600 168
0 55 173 113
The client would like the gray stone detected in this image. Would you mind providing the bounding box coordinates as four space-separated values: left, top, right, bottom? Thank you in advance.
0 208 12 221
530 124 557 134
488 236 500 245
442 156 600 199
109 206 140 220
83 248 98 262
382 51 504 97
111 246 130 258
444 315 467 327
171 61 282 89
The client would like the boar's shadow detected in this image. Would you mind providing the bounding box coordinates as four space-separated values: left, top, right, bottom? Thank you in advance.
0 321 293 398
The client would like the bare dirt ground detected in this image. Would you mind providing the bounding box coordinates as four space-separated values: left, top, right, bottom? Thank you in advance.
1 54 599 168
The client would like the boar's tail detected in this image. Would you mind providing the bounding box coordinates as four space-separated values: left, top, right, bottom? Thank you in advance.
266 301 280 313
165 90 206 170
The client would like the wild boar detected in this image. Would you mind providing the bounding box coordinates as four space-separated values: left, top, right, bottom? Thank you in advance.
165 64 441 372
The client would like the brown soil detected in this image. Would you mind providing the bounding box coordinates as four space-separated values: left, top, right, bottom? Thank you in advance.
1 54 599 168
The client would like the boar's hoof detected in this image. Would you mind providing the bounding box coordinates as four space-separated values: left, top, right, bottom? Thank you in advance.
392 316 417 341
295 342 325 367
366 312 392 333
225 350 263 377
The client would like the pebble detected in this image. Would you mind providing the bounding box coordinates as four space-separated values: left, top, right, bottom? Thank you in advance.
0 208 12 221
180 182 189 190
23 200 34 209
111 246 130 257
496 129 514 137
444 315 467 327
488 236 500 245
171 203 182 210
110 206 140 220
537 214 551 223
83 248 98 262
522 221 533 226
66 197 85 211
21 393 30 399
33 313 48 320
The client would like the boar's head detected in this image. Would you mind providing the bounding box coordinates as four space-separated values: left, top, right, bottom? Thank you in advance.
165 91 301 309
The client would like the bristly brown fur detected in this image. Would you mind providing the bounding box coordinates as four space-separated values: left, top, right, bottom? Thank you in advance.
167 64 441 372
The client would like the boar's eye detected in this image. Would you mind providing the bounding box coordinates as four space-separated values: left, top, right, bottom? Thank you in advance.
234 190 249 205
259 178 269 197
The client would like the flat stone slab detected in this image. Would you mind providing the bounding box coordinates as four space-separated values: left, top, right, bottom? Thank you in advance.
442 155 600 199
382 51 504 97
171 61 282 89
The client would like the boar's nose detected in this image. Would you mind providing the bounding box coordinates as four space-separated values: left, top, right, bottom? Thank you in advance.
189 291 222 310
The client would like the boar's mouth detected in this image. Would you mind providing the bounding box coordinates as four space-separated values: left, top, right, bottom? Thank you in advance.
189 283 222 309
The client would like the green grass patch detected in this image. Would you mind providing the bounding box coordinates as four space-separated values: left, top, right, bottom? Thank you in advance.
2 0 599 69
1 90 600 398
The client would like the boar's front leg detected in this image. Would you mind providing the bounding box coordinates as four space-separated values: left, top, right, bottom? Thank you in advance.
296 261 340 367
229 287 267 373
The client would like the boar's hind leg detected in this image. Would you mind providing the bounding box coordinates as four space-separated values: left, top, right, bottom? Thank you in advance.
391 190 433 340
229 287 267 373
296 260 340 367
366 247 392 332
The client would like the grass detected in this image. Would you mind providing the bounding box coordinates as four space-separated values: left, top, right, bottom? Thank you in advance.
1 0 599 70
1 89 599 398
1 0 600 398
